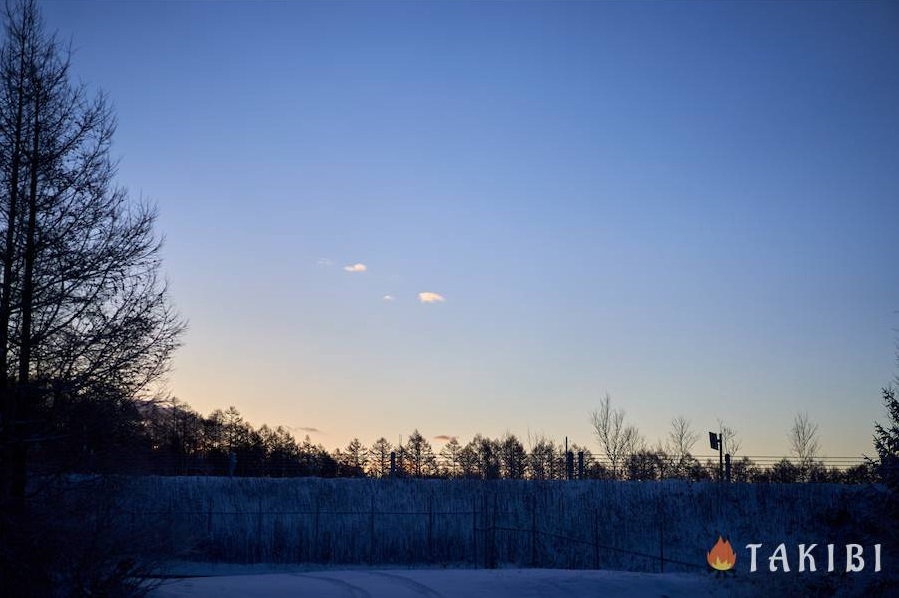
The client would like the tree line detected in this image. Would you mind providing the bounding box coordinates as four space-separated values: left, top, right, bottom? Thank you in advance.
49 396 872 485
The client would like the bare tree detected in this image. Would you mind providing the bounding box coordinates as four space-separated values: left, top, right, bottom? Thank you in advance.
590 393 643 478
457 440 480 478
527 435 557 480
0 0 184 506
367 437 392 478
339 438 368 477
438 436 461 477
402 429 437 477
463 434 500 479
667 416 698 459
259 425 299 477
789 412 820 474
717 419 742 457
498 432 527 479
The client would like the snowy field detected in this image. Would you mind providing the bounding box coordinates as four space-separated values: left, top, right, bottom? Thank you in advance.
151 568 722 598
120 477 880 570
148 566 887 598
105 477 892 597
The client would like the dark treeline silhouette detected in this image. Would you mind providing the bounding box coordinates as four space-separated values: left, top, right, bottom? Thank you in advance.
37 398 877 484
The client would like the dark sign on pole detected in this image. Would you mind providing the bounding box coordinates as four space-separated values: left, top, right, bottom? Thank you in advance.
709 431 724 482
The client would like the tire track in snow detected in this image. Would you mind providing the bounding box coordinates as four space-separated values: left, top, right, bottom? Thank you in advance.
289 573 373 598
365 571 446 598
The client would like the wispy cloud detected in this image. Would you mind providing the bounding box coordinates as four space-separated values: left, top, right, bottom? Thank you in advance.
418 291 445 303
382 295 395 302
434 435 456 442
288 426 322 434
344 263 367 273
317 258 333 267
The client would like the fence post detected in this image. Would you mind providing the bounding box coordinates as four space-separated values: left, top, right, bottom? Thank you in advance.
428 495 434 563
530 494 537 567
490 493 498 569
257 497 263 538
658 493 666 573
471 498 477 567
659 523 665 573
577 451 585 480
314 503 320 562
369 495 375 565
256 497 264 563
482 493 489 568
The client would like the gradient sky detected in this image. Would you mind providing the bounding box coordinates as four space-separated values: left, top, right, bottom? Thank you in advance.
40 1 899 458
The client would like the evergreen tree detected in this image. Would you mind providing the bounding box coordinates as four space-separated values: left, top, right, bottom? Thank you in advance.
367 437 393 478
874 385 899 491
402 429 437 477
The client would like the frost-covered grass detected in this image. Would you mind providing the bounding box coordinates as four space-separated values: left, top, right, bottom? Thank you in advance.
118 476 886 575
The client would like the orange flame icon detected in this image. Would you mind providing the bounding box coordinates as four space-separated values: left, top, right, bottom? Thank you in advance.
707 536 736 571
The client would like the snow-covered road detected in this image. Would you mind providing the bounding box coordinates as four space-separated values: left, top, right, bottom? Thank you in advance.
151 569 720 598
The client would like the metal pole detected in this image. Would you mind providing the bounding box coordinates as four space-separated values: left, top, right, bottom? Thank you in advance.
718 430 723 483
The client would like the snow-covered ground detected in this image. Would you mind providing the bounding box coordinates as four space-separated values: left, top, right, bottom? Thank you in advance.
121 477 877 570
122 478 889 597
151 568 718 598
148 563 890 598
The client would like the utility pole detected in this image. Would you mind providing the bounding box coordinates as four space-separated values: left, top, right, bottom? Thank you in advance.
709 430 723 482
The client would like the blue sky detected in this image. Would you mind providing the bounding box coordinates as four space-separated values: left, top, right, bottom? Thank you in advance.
41 1 899 457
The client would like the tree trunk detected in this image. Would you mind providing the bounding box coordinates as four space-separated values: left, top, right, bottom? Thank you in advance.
11 80 40 507
0 6 30 506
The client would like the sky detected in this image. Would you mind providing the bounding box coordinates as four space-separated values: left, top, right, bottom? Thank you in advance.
39 0 899 459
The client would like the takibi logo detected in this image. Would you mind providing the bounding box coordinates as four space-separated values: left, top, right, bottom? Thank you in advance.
707 536 883 574
707 536 737 571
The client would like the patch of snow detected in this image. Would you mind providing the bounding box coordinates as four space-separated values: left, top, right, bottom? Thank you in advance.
151 569 716 598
